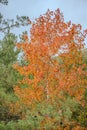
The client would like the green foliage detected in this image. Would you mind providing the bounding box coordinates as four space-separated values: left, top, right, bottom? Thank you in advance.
0 33 20 92
70 49 87 128
78 106 87 127
0 15 31 34
59 95 79 121
0 33 21 123
20 95 80 129
0 120 37 130
71 89 87 128
73 104 87 127
0 88 20 122
0 0 31 34
0 0 8 5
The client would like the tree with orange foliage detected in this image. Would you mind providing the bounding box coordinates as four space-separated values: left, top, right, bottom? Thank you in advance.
12 9 87 129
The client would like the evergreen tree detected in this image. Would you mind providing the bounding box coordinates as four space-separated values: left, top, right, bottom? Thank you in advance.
0 33 20 92
0 32 21 122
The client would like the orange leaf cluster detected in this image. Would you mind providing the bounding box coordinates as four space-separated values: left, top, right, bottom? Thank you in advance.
13 9 87 108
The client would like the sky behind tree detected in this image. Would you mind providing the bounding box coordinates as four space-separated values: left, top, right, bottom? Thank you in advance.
0 0 87 46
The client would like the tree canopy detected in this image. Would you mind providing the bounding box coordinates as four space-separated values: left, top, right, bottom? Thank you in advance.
0 8 87 129
11 9 87 129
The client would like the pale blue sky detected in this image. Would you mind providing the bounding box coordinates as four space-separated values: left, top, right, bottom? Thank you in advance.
0 0 87 41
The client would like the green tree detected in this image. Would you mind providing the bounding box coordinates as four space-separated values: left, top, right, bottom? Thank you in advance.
0 0 31 124
72 48 87 127
0 33 20 92
0 32 21 122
